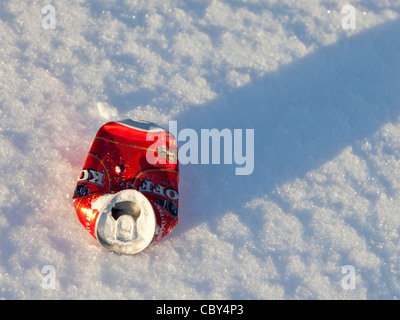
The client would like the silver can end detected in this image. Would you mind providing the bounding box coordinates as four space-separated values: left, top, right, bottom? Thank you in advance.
94 190 156 255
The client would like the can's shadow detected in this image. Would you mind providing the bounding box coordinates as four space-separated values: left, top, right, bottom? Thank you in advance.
171 18 400 238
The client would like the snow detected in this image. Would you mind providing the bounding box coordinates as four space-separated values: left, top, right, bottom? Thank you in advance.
1 0 400 299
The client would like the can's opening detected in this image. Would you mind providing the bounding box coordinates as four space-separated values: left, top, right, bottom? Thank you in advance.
112 201 141 221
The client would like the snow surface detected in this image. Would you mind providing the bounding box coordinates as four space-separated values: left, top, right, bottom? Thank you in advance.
1 0 400 299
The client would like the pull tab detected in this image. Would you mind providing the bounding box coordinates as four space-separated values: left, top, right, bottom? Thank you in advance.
116 215 136 241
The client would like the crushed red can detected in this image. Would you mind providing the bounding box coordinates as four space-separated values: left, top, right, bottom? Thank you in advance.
72 119 179 254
